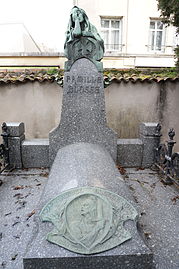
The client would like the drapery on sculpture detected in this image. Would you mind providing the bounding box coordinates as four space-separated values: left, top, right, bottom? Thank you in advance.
64 6 104 71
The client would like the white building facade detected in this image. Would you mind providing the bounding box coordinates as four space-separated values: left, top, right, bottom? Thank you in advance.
74 0 178 68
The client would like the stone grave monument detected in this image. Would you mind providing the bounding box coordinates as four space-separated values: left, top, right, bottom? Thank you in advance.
49 6 117 166
24 6 153 269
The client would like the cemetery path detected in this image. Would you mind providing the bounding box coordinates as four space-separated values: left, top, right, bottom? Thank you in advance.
0 168 178 269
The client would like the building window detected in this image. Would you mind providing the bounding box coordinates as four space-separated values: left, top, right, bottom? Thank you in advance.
149 20 165 52
101 18 122 51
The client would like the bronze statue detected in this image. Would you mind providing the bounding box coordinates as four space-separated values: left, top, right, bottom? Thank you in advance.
64 6 104 71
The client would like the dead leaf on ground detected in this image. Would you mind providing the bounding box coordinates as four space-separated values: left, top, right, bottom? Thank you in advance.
13 185 24 190
141 212 146 216
26 209 35 220
13 235 20 239
11 254 18 260
171 195 179 204
1 261 6 268
116 165 126 175
136 167 145 171
144 232 152 239
40 172 49 177
13 193 24 199
12 221 20 227
5 212 12 216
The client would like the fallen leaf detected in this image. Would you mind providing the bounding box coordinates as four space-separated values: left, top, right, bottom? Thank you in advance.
12 221 20 227
141 212 146 216
1 261 6 268
136 167 145 171
13 235 20 239
5 212 12 216
144 232 152 239
40 172 49 177
27 209 35 220
116 165 126 175
13 185 24 190
171 195 179 204
11 254 18 260
13 193 24 199
13 193 21 197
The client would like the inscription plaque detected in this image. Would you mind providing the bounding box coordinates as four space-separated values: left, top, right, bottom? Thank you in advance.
40 187 138 254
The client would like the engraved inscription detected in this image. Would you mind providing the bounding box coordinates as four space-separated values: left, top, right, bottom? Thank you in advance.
40 187 138 255
66 75 102 94
67 84 100 94
66 75 102 84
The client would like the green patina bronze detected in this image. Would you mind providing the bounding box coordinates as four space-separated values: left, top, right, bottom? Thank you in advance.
64 6 104 71
40 187 138 254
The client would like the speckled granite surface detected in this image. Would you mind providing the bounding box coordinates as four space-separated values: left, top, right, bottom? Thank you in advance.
0 165 178 269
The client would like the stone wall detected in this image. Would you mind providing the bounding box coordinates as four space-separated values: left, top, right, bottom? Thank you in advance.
0 80 178 151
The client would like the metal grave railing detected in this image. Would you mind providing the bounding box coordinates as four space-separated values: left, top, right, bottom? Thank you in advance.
0 122 10 173
155 124 179 186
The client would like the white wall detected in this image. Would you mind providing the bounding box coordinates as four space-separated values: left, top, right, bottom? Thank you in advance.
76 0 176 67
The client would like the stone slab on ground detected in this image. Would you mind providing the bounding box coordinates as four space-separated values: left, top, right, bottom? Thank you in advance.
24 143 152 269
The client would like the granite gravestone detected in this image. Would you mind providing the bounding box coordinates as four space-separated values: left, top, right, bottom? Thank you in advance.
49 6 117 166
23 6 153 269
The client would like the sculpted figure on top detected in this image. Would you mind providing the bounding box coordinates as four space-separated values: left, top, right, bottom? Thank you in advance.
64 6 104 71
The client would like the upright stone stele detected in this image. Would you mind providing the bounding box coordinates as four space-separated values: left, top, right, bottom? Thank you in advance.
49 6 117 166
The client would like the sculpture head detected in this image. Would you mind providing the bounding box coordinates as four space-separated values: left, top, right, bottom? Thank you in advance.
80 195 97 217
71 6 86 24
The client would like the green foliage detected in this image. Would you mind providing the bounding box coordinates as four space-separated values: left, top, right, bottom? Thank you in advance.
46 68 59 75
103 67 178 87
157 0 179 71
157 0 179 29
104 67 178 79
175 47 179 70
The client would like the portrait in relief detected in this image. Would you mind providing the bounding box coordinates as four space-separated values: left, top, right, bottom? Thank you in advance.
65 194 112 249
40 187 138 254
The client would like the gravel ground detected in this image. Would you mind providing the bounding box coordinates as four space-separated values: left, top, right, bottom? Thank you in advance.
0 168 49 269
0 168 178 269
124 168 179 269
